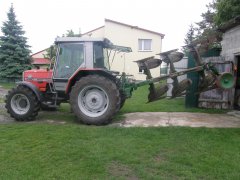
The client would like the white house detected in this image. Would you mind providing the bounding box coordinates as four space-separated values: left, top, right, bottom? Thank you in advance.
82 19 165 80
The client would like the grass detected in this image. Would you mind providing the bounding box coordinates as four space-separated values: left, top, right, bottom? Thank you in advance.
0 125 239 179
0 83 239 179
120 85 227 114
0 82 15 89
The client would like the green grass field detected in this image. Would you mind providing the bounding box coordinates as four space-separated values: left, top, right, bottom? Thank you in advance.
120 86 226 114
0 82 15 89
0 125 239 179
0 83 238 179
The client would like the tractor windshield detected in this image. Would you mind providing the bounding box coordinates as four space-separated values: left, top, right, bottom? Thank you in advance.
54 43 84 78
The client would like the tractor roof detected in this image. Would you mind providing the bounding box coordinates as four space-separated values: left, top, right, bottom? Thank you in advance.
55 37 106 43
55 37 132 53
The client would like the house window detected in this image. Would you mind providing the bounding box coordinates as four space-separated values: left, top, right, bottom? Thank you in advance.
138 39 152 51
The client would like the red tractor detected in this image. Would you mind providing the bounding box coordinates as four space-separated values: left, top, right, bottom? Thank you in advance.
5 37 132 125
5 37 234 125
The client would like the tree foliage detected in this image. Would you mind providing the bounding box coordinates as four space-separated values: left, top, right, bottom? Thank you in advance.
62 29 81 37
182 24 196 53
185 0 227 53
193 0 223 53
215 0 240 25
184 0 240 54
0 4 31 79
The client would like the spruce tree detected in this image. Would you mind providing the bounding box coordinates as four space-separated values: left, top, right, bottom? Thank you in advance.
0 4 31 79
182 24 196 53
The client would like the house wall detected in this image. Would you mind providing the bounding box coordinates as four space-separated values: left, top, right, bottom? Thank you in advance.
83 20 163 80
221 25 240 60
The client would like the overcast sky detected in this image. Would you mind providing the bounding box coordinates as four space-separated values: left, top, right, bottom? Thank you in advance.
0 0 212 53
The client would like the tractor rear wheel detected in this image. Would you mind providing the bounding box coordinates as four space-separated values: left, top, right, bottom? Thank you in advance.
70 75 120 125
5 85 40 121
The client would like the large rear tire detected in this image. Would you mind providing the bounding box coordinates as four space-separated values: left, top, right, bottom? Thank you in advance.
5 85 40 121
70 75 120 125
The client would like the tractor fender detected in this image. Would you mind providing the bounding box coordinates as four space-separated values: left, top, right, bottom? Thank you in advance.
66 69 117 94
16 81 43 101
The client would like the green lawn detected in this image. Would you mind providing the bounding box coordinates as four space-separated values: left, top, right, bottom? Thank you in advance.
0 125 239 179
0 82 15 89
121 85 226 114
1 83 238 179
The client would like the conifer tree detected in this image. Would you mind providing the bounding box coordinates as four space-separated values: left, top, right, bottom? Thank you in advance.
0 4 31 79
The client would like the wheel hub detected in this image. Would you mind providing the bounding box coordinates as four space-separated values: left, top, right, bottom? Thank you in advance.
78 86 109 118
84 90 106 111
11 94 30 115
19 99 28 108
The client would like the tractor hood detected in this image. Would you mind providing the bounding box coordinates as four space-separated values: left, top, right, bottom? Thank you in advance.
23 69 53 81
23 69 53 91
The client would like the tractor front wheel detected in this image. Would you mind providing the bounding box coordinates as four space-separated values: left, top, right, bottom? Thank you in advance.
70 75 120 125
5 85 40 121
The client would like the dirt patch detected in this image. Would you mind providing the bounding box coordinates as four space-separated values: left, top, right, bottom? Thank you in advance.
0 102 15 124
28 119 67 125
107 162 139 180
0 86 8 99
154 154 167 163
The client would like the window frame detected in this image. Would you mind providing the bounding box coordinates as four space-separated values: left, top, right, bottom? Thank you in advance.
53 42 85 79
138 39 152 52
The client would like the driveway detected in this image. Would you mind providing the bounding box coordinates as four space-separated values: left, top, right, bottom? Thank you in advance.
119 112 240 128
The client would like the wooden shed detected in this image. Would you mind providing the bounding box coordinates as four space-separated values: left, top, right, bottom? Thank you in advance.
199 16 240 109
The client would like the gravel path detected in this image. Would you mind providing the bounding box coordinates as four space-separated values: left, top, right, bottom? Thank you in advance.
0 87 14 123
0 86 8 98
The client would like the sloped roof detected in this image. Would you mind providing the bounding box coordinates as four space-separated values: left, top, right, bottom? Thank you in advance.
105 19 165 38
82 19 165 38
31 48 48 56
82 26 104 36
32 58 50 65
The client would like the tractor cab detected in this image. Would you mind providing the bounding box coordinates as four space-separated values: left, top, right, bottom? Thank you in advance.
54 37 111 78
53 37 132 92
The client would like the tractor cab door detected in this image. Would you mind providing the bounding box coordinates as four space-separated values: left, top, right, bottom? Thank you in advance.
53 43 85 91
